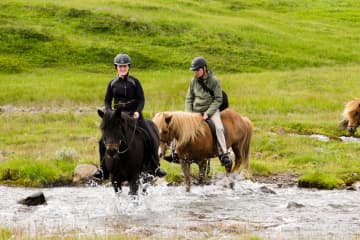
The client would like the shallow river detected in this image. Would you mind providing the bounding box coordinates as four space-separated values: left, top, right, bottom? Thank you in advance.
1 178 359 240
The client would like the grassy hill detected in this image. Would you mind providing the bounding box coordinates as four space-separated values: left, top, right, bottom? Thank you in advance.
1 0 359 73
1 0 360 190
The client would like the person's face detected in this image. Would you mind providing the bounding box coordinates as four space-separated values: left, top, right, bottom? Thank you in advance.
193 67 204 78
116 64 129 77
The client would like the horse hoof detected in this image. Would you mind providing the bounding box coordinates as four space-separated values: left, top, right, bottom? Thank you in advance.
239 170 250 180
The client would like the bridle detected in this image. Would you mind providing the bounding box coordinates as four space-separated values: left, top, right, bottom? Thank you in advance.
104 119 138 155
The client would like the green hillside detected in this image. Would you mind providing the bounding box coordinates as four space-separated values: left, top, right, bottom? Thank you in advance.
1 0 360 73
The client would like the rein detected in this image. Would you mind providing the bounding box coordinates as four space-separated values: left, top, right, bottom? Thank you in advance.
117 119 138 154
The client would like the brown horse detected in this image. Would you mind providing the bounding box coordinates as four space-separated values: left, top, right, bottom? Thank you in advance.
153 109 253 192
339 98 360 136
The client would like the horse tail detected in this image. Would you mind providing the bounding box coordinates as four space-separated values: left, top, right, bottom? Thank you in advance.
232 116 253 173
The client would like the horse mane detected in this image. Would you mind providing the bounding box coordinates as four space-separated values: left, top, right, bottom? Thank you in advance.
154 111 206 146
343 98 360 119
101 110 136 131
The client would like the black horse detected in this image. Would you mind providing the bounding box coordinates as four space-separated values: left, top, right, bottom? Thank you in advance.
97 108 159 195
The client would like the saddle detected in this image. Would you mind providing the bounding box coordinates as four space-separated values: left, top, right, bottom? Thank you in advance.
205 119 227 146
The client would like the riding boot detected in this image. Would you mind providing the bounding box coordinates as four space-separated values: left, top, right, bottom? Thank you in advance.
93 139 109 180
219 153 231 167
163 152 180 163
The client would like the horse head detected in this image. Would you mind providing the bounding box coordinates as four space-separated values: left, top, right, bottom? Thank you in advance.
347 113 360 136
342 99 360 136
153 112 175 157
98 108 126 158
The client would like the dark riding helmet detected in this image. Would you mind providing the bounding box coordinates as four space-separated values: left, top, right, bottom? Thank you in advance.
190 56 207 71
114 53 131 66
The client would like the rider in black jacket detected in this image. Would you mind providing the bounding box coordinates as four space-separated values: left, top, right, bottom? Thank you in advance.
93 53 167 180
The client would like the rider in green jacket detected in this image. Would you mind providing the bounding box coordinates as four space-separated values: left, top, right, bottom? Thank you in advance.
185 56 231 167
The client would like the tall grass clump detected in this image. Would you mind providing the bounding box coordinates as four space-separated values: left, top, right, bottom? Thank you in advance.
298 171 342 189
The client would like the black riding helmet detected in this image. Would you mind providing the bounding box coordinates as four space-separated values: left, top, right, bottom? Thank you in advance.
114 53 131 67
190 56 207 71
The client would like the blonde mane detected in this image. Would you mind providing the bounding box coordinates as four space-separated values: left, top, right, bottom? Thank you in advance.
343 98 360 119
153 111 206 146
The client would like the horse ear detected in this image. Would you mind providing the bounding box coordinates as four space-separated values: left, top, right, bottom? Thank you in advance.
97 109 104 119
165 114 172 124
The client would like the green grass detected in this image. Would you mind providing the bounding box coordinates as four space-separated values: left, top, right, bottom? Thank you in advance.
1 0 360 190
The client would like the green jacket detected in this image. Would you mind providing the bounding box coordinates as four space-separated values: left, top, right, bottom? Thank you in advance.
185 70 223 117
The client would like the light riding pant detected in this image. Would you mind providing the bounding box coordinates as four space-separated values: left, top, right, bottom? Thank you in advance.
210 110 227 154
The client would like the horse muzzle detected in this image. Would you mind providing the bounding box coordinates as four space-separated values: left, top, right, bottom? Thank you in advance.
347 126 357 136
105 143 120 157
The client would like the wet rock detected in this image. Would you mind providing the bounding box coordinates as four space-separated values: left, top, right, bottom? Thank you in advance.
259 186 276 194
73 163 98 184
287 201 305 209
18 192 46 206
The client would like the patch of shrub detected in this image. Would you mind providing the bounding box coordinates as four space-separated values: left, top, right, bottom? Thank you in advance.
55 147 78 162
66 8 91 18
298 172 342 189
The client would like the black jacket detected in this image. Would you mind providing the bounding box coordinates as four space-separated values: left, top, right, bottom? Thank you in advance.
104 75 145 114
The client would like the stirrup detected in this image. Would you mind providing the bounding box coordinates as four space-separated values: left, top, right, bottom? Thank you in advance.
163 152 179 163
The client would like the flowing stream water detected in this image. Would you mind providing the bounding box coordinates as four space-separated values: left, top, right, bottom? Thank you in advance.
1 178 359 240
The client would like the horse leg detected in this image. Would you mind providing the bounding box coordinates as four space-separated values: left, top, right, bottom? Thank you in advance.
128 178 139 195
111 178 122 193
206 159 211 177
180 159 191 192
198 159 207 186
